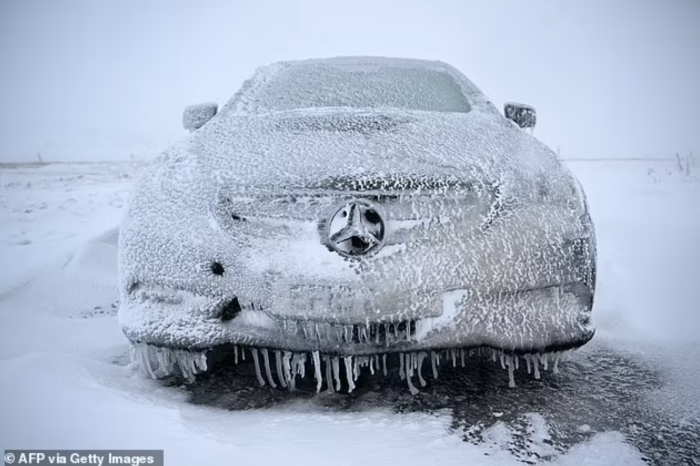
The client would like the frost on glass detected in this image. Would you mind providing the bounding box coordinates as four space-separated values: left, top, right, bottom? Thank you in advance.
118 57 596 393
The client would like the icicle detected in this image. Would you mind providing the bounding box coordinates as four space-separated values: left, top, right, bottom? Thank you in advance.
353 357 360 381
553 352 561 374
261 349 277 388
149 346 162 378
312 351 322 393
186 352 198 381
525 354 532 374
166 348 178 374
315 324 321 341
299 353 307 379
344 357 356 393
491 349 497 362
177 351 191 381
417 352 427 387
452 350 457 368
275 350 287 388
369 356 375 375
332 356 341 391
399 352 406 380
178 352 191 381
499 353 506 370
181 351 194 381
176 353 191 382
460 349 465 368
323 356 334 393
361 326 368 343
384 324 390 347
164 347 178 376
515 355 520 370
242 347 246 361
405 353 419 395
375 324 381 344
133 345 143 370
291 353 302 382
302 325 309 339
282 351 293 389
343 325 349 342
289 360 298 390
155 347 174 378
542 353 549 371
382 354 388 376
431 351 439 379
184 352 198 380
506 355 516 388
533 355 541 380
151 346 163 370
250 349 266 387
152 349 164 377
289 355 300 388
234 345 239 365
136 344 157 379
188 354 200 381
195 350 208 372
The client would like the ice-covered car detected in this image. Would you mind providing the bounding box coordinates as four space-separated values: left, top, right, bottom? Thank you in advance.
118 56 596 393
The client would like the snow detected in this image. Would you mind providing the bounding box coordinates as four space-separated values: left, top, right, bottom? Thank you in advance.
1 158 697 464
0 162 139 295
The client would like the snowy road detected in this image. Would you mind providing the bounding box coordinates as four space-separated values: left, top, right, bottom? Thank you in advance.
0 159 698 465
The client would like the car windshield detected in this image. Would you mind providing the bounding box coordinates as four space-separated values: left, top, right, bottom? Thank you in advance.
248 63 472 113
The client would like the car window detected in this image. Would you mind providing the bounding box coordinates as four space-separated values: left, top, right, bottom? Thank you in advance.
248 63 472 113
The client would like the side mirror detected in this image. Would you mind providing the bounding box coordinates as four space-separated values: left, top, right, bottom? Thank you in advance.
183 102 218 132
504 102 536 129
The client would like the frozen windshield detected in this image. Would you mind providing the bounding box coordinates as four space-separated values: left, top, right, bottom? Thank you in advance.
247 63 472 113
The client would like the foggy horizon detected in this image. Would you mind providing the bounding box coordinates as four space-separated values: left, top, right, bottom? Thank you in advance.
1 0 698 161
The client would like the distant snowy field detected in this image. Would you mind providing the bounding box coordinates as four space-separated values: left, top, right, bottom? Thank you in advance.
0 158 698 465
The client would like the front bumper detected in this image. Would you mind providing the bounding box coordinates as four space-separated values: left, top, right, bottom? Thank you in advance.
118 280 594 355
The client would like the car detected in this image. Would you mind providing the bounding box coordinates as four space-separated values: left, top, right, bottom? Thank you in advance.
118 56 596 394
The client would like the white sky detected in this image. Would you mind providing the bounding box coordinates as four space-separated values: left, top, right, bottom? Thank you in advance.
1 0 698 161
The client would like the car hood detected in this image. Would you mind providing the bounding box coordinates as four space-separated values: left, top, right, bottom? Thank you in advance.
156 108 573 200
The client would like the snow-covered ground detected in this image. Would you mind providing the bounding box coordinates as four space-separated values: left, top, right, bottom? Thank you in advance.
0 158 698 465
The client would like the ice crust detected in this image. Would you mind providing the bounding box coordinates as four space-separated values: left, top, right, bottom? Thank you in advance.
118 56 596 376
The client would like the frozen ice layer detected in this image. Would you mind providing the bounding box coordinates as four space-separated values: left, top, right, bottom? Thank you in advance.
118 57 596 395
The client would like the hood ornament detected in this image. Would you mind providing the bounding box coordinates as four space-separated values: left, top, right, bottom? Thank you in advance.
327 201 385 257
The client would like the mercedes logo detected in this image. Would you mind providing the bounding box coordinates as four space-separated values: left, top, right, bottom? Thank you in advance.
327 201 385 257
